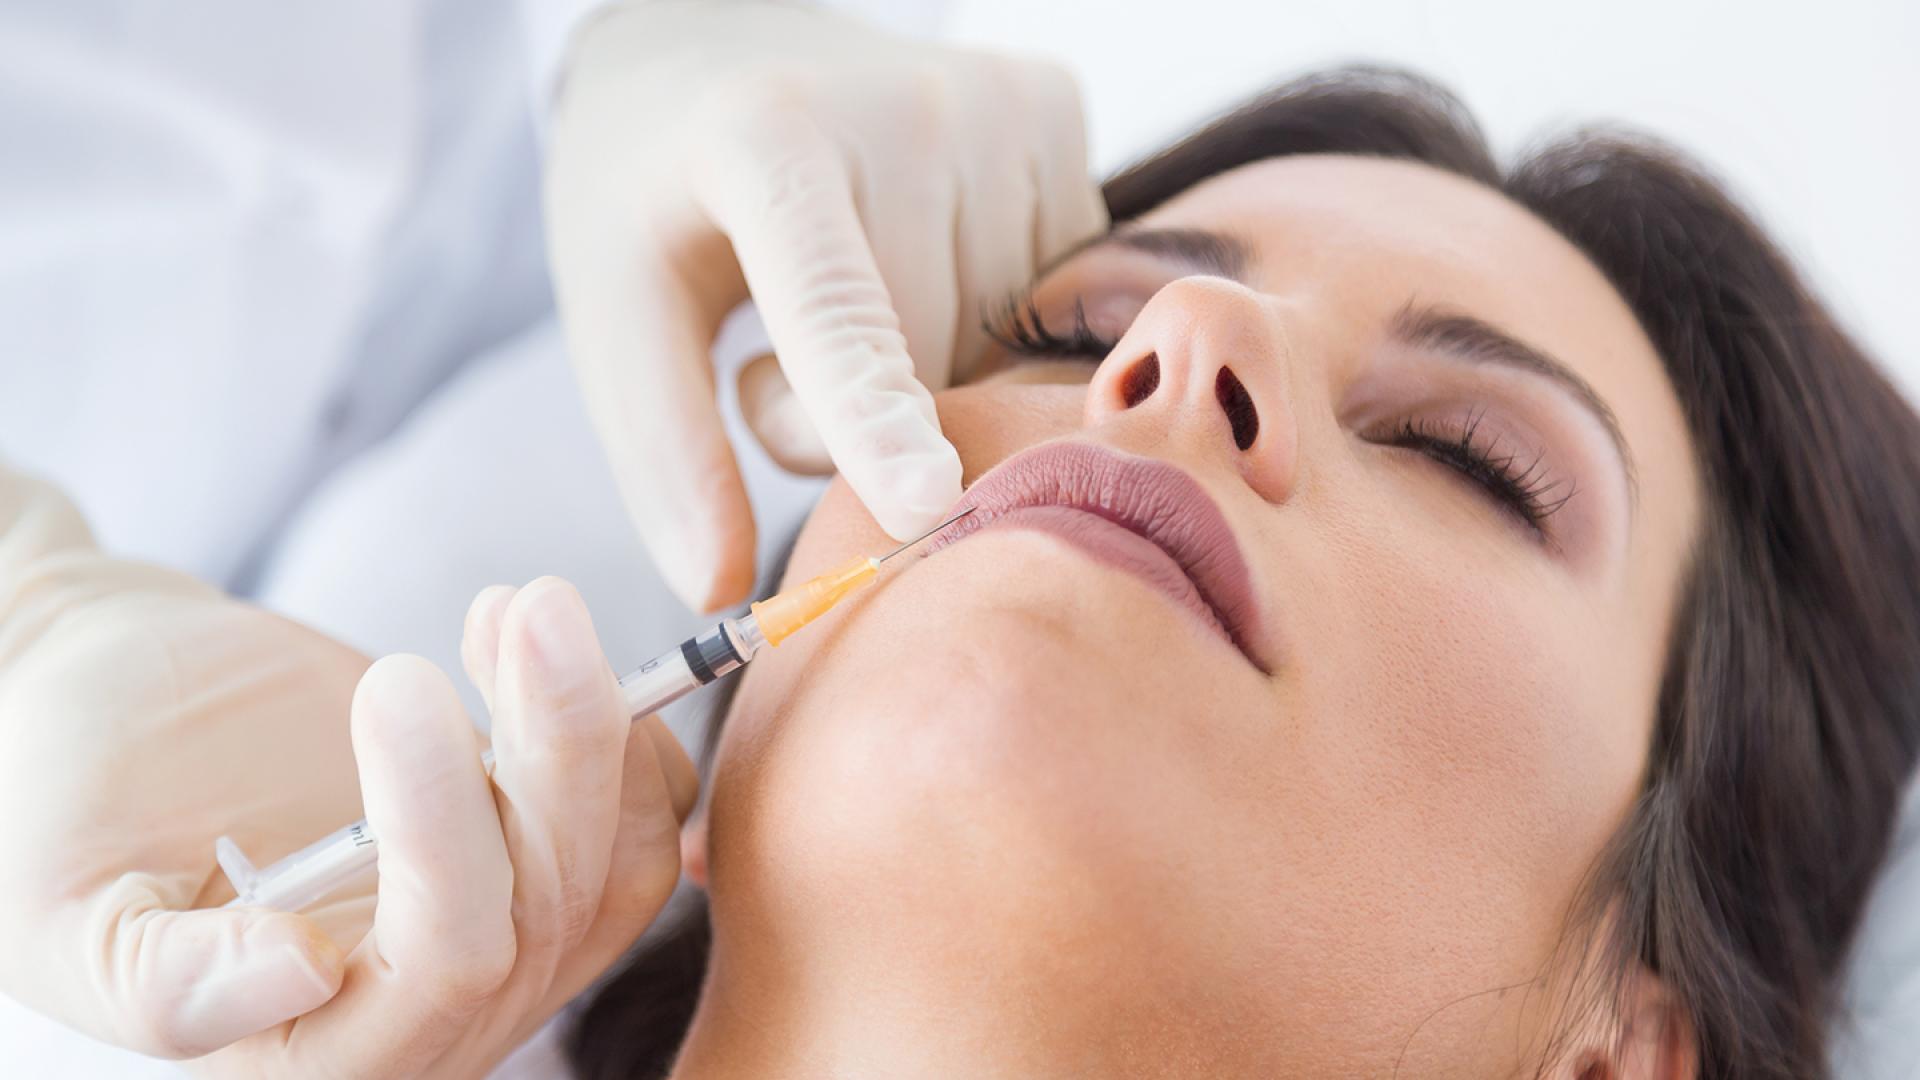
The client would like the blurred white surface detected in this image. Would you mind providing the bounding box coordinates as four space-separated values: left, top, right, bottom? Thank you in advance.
0 0 558 586
1835 778 1920 1079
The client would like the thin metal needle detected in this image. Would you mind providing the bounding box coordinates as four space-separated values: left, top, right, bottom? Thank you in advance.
876 506 976 564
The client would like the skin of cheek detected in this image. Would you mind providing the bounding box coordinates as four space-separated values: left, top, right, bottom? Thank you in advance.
1258 459 1657 1065
1132 165 1681 1018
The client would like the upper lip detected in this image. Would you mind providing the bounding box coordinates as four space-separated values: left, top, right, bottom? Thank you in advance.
919 441 1268 671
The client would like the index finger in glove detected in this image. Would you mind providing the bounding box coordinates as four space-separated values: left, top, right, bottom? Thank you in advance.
696 111 963 541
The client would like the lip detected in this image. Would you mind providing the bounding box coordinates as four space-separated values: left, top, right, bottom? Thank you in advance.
919 442 1269 672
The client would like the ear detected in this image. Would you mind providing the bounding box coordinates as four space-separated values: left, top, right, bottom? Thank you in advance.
680 812 710 889
1559 965 1697 1080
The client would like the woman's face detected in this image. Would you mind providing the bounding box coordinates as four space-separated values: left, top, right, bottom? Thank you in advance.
707 155 1701 1074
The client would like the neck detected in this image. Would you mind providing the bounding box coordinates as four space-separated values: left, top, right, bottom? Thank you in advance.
664 911 1296 1079
668 937 1048 1078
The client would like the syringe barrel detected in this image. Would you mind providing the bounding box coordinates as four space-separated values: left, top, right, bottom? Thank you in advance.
229 819 379 911
618 618 753 715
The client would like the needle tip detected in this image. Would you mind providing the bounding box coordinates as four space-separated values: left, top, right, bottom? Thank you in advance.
878 506 976 563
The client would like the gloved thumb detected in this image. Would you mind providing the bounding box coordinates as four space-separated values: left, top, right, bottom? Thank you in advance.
108 905 343 1058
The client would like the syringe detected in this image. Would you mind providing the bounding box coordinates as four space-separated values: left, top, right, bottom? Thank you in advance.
216 507 972 913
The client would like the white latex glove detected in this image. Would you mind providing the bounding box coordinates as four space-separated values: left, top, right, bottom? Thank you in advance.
0 469 695 1075
546 0 1107 612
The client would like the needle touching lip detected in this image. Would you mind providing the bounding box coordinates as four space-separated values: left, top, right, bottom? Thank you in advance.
877 507 976 564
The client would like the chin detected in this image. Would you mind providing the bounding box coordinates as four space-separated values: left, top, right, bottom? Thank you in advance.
709 539 1242 934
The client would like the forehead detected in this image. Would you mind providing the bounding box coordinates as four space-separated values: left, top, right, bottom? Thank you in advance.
1136 155 1642 367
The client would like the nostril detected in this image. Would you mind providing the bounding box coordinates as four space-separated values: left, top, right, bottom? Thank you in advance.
1215 366 1259 451
1119 354 1160 408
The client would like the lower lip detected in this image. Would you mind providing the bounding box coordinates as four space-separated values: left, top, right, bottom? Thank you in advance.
970 505 1232 644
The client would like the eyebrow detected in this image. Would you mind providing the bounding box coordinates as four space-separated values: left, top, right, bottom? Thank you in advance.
1047 226 1640 505
1391 303 1639 503
1043 226 1254 282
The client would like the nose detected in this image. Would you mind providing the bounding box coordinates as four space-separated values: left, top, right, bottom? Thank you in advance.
1084 277 1299 504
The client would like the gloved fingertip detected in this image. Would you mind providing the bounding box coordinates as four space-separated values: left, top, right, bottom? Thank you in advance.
460 584 518 703
653 515 756 615
657 559 735 616
463 584 517 646
870 505 936 543
353 654 446 717
350 656 467 765
693 557 755 614
514 576 597 676
861 451 966 541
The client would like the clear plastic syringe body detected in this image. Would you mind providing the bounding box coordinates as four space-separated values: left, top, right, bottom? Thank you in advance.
217 614 769 911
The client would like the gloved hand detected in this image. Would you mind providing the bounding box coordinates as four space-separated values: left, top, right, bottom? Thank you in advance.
546 0 1107 612
0 469 696 1075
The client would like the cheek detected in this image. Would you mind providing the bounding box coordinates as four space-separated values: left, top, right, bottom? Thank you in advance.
1290 490 1651 952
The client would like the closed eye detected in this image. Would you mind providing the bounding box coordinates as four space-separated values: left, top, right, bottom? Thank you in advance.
1377 410 1574 539
984 291 1117 364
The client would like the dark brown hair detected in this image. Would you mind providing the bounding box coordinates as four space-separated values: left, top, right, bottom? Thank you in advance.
570 67 1920 1079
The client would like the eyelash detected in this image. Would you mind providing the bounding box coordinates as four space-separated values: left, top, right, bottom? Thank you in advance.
1382 412 1574 534
984 290 1573 536
983 291 1117 361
